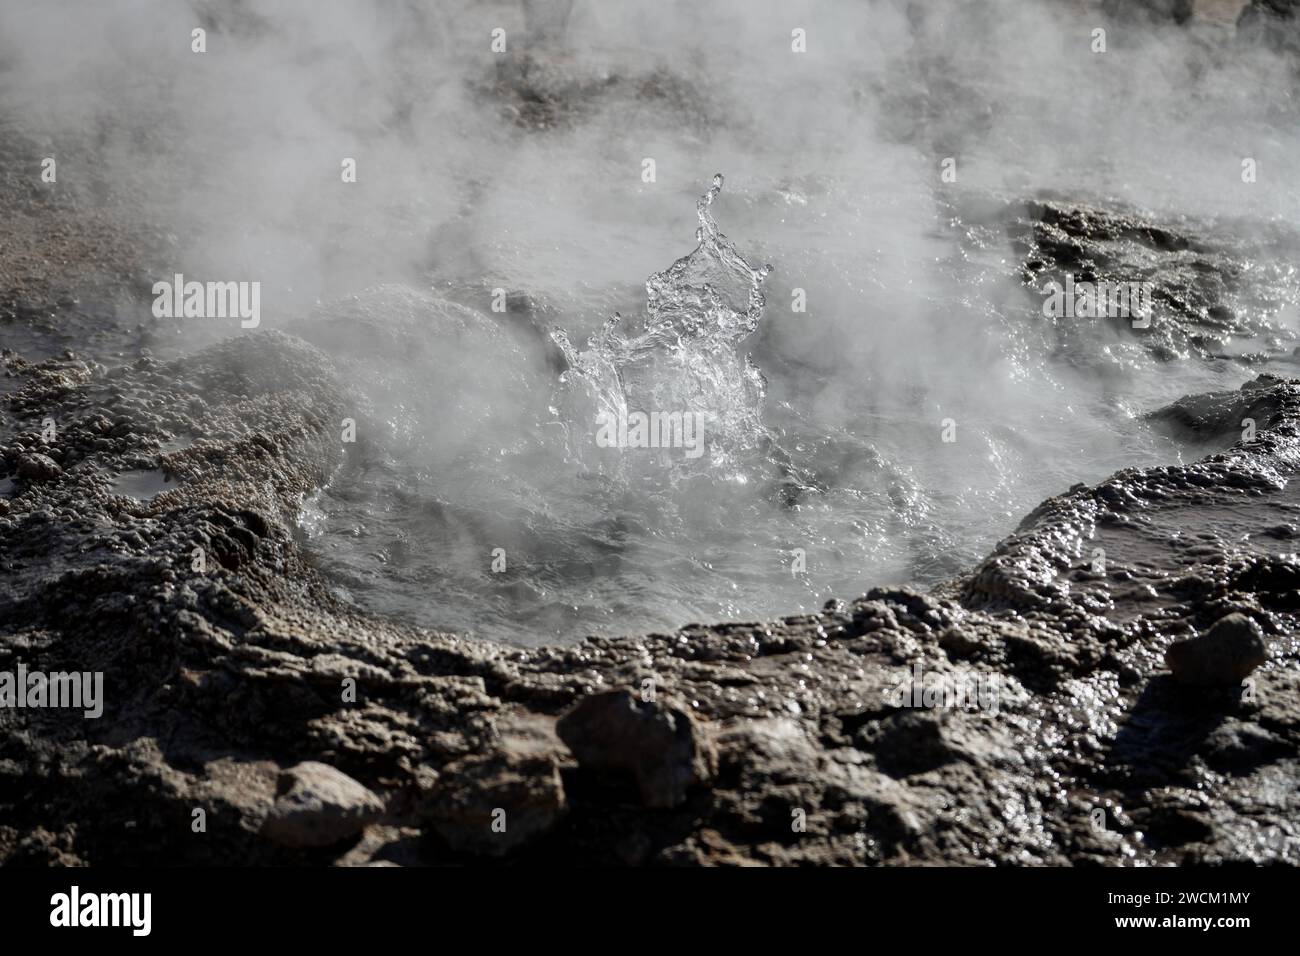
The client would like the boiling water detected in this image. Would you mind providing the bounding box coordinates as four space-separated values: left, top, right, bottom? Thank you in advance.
295 162 1299 645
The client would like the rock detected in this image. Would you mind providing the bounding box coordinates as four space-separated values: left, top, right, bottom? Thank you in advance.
1148 378 1288 443
423 751 565 857
556 689 716 808
1165 614 1268 686
16 453 61 481
261 762 384 848
939 626 981 659
1203 721 1288 770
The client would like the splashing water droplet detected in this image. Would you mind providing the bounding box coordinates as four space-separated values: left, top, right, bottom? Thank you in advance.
550 175 773 472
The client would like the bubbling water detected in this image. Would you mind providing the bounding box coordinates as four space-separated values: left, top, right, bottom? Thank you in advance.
550 174 775 477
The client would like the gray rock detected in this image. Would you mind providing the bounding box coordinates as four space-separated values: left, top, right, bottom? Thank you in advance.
423 751 565 857
261 762 384 848
557 689 716 808
16 453 61 481
1165 614 1269 686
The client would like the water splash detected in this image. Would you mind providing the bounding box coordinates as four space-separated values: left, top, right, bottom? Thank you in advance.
550 174 774 474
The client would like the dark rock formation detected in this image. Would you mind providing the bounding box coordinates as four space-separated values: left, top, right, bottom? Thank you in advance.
1165 613 1269 685
15 452 61 482
556 689 716 808
424 751 567 857
1003 197 1299 366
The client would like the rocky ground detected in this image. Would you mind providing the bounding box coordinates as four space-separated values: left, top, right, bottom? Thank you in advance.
2 1 1299 867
